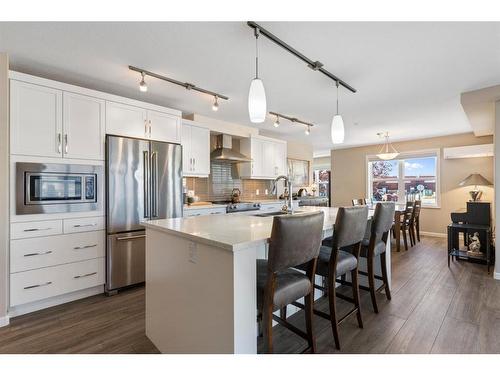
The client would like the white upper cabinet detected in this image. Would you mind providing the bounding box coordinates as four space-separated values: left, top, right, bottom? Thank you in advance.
148 110 181 144
239 136 287 179
182 121 210 177
10 80 63 158
63 92 105 160
105 101 148 139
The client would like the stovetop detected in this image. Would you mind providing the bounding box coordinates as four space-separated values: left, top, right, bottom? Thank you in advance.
210 200 261 213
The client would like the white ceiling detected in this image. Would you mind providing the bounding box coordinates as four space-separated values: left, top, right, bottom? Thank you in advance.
1 22 500 153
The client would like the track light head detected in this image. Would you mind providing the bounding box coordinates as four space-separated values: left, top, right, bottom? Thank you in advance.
273 115 280 128
139 72 148 92
305 125 310 135
212 95 219 111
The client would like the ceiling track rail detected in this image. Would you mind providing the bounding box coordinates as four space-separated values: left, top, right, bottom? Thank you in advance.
128 65 229 100
269 111 314 127
247 21 357 93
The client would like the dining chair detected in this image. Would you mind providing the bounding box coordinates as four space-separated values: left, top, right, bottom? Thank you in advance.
411 200 422 243
295 206 368 350
400 201 414 250
359 202 395 313
256 211 324 353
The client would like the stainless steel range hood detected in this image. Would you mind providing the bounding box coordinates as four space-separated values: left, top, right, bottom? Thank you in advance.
210 134 251 163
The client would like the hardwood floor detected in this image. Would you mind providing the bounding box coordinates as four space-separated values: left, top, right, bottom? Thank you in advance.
0 236 498 354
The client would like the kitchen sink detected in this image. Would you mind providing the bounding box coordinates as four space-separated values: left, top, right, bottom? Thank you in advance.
253 210 303 217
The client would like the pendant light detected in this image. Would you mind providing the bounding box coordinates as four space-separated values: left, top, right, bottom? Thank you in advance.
139 72 148 92
331 81 344 144
376 132 399 160
248 27 267 123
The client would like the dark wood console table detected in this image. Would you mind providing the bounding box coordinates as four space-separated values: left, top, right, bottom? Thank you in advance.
447 222 492 273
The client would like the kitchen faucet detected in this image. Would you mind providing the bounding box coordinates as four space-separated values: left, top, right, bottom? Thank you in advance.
272 175 294 214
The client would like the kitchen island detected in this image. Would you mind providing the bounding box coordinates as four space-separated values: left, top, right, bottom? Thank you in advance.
142 206 390 354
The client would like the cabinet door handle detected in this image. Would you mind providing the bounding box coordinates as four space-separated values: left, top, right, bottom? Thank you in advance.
73 272 97 279
57 133 62 154
193 158 196 171
144 120 148 137
73 244 97 250
64 134 68 154
116 234 146 241
23 250 53 257
149 120 152 138
23 227 52 232
24 281 52 290
73 223 97 228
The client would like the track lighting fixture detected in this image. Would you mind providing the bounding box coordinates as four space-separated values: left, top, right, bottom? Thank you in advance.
212 95 219 111
129 66 229 110
139 72 148 92
269 111 313 136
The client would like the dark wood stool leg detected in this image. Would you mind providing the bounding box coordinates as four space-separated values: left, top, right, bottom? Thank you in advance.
416 219 420 242
280 306 287 321
402 226 408 251
351 268 363 328
367 255 379 313
380 251 391 300
327 272 341 350
263 304 273 353
304 292 316 353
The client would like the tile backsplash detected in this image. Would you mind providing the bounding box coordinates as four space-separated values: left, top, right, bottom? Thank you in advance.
185 162 275 202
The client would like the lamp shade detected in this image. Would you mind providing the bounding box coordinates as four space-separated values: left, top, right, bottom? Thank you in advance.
248 78 266 123
458 173 493 187
331 114 345 144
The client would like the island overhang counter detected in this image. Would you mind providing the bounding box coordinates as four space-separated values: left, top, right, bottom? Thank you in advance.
142 206 391 354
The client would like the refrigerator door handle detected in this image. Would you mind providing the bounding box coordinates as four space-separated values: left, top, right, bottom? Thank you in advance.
152 151 159 217
143 150 150 218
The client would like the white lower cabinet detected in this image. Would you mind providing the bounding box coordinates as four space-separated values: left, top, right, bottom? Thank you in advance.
10 258 104 307
63 216 105 234
11 220 63 240
10 230 105 273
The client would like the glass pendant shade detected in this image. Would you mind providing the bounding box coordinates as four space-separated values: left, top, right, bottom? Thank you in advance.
376 135 399 160
248 78 267 123
331 114 345 144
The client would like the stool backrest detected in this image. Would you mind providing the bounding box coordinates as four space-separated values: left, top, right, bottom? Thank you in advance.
268 211 324 272
333 206 368 249
371 202 396 244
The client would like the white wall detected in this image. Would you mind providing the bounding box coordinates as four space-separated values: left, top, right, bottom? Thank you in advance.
0 53 9 326
495 101 500 279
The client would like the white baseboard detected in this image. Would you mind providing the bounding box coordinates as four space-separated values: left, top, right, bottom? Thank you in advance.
494 271 500 280
8 285 104 318
0 315 9 327
420 231 447 238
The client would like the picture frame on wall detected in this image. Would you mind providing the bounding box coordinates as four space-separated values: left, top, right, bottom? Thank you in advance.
287 158 310 187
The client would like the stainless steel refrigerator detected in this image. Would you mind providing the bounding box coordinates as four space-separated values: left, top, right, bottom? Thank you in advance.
105 135 183 293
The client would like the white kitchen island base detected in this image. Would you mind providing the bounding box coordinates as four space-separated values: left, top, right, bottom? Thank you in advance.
143 207 391 354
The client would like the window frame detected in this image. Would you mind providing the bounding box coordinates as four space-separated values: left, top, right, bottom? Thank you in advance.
365 148 441 209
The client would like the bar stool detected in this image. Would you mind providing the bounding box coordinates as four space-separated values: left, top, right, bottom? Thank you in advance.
256 211 324 354
359 202 395 313
295 206 368 350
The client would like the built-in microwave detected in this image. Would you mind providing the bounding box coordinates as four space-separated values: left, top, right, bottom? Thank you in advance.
16 162 103 215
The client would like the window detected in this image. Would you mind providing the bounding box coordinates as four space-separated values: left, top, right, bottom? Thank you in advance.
367 151 439 207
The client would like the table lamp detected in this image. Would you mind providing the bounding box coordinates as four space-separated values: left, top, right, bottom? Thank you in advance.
458 173 492 202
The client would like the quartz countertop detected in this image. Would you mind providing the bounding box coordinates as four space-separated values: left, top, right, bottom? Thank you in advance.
142 206 373 252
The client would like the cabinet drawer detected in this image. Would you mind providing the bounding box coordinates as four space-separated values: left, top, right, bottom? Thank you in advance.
183 207 226 217
10 258 104 307
63 216 104 233
11 231 105 273
11 220 63 240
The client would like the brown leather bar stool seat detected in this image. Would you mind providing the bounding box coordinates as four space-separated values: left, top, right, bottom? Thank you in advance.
256 211 324 354
295 206 368 351
358 202 395 313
